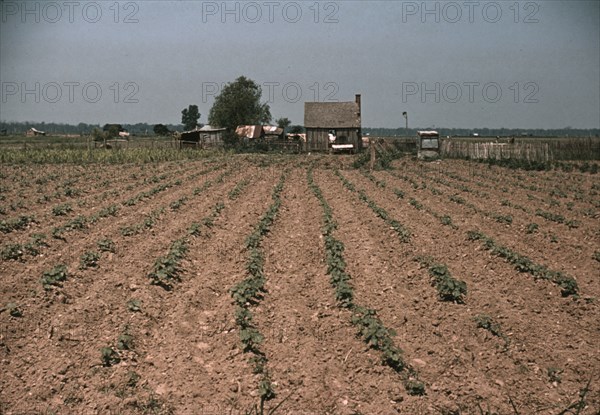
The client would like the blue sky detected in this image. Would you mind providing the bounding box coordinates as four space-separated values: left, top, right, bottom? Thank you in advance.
1 0 598 128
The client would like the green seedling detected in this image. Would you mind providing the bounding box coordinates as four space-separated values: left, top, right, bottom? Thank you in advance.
97 239 116 253
80 251 100 269
41 264 68 289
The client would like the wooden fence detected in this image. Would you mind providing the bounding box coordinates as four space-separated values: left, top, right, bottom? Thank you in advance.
441 138 600 161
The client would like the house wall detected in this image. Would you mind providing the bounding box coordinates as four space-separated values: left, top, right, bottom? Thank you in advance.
202 132 223 147
179 131 224 148
305 128 361 152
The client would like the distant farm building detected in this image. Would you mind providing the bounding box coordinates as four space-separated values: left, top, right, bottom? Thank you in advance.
417 130 440 159
286 133 306 142
179 125 227 148
25 128 46 136
304 94 362 152
235 125 284 141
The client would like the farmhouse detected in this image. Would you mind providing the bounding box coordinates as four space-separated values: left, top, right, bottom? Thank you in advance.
304 95 362 152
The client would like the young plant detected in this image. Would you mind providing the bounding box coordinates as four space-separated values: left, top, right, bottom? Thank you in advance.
80 251 100 269
41 264 68 289
417 256 467 303
100 347 120 367
117 326 134 350
52 203 73 216
148 238 188 290
97 238 116 253
474 314 510 347
1 243 23 261
0 215 35 233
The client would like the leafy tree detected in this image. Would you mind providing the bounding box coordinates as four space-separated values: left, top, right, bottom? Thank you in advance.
153 124 171 136
103 124 121 131
208 76 271 132
91 128 106 142
289 125 304 134
276 117 291 132
181 105 200 131
106 125 120 139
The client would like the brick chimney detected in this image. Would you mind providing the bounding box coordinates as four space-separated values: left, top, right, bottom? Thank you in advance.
355 94 361 116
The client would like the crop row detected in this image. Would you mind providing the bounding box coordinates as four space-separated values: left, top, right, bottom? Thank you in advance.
421 162 598 210
335 170 411 243
1 165 228 261
1 233 49 261
1 162 192 217
52 204 120 240
307 167 425 395
347 167 587 312
119 169 233 238
389 170 572 239
385 174 457 229
0 146 221 164
229 174 286 410
138 173 246 288
93 176 251 371
0 215 36 233
467 230 579 297
400 169 519 226
338 170 471 304
424 168 586 229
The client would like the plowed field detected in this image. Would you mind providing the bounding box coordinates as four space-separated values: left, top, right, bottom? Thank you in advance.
1 155 599 414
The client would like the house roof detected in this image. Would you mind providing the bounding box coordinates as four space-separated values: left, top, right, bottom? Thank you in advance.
304 101 360 129
235 125 283 139
199 125 226 132
262 125 283 136
236 125 263 139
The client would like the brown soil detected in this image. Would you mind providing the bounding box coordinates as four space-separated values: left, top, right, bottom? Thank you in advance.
1 155 598 414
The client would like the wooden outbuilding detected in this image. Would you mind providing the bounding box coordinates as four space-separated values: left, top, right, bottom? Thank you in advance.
179 125 226 148
304 95 362 152
25 128 46 136
417 130 440 159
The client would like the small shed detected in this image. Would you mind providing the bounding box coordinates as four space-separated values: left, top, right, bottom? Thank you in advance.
26 128 46 136
417 130 440 159
199 125 226 147
304 95 362 153
179 125 226 148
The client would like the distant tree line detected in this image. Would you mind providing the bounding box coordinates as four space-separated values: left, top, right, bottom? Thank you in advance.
2 121 597 138
363 127 600 138
0 121 185 136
